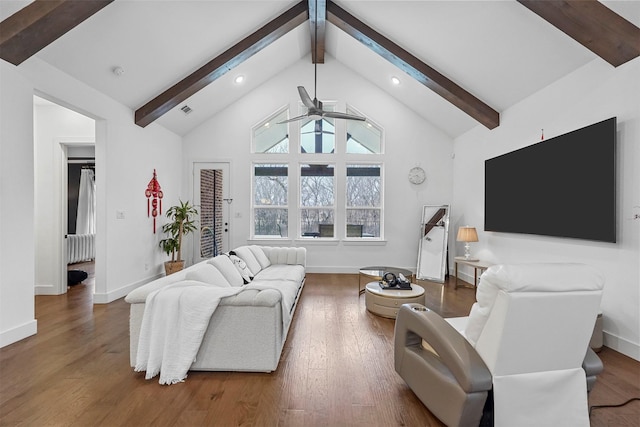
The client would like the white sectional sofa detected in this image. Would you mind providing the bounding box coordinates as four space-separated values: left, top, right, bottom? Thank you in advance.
125 245 306 373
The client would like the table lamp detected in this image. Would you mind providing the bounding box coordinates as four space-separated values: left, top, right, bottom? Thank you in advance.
457 226 479 261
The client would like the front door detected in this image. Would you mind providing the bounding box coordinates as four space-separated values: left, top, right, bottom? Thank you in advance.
193 162 231 262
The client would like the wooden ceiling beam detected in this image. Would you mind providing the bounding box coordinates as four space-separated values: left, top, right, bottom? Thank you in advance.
326 1 499 130
0 0 113 66
517 0 640 67
309 0 326 63
135 1 308 128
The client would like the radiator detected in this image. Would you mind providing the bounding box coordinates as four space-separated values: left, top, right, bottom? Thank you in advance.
67 234 95 264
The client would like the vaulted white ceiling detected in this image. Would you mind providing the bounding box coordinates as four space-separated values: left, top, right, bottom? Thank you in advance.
2 0 639 138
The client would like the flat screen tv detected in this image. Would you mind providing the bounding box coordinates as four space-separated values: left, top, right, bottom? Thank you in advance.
484 117 616 243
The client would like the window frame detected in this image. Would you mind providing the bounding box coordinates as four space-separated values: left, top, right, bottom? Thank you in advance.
251 105 290 154
251 162 289 239
249 105 385 244
344 162 384 240
299 162 336 239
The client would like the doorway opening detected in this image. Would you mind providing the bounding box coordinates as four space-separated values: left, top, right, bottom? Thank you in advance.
33 95 97 296
67 151 96 290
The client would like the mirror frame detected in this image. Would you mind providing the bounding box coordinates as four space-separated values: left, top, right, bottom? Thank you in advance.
416 205 450 283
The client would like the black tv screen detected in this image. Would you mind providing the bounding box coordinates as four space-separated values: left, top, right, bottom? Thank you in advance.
484 117 616 243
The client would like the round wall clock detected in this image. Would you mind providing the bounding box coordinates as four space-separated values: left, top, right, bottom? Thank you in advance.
408 166 426 185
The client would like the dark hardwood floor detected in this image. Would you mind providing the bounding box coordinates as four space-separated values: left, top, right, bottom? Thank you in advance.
0 273 638 426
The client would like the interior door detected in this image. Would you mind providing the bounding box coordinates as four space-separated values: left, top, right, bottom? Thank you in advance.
193 162 231 263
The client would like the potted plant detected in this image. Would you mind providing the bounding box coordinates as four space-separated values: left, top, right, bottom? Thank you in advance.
159 199 198 275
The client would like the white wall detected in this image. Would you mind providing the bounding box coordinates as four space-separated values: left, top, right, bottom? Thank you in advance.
453 58 640 360
33 102 95 295
0 57 183 347
21 58 184 304
0 61 37 347
182 57 454 272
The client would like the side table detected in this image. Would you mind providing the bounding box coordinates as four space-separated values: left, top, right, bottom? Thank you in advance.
454 258 492 290
365 282 425 319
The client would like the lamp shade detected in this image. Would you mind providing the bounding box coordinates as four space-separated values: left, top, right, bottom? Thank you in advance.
457 226 478 243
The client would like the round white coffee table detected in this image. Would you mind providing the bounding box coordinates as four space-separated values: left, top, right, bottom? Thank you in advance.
365 281 425 319
359 266 414 294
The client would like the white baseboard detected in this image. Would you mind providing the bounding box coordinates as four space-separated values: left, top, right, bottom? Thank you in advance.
305 266 417 275
306 266 360 274
93 273 164 304
0 319 37 348
454 270 476 286
604 331 640 361
35 283 62 295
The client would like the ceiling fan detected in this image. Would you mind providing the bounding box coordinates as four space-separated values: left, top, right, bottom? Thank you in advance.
278 0 365 125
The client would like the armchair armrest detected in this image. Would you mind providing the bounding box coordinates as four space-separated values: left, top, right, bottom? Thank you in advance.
394 303 492 393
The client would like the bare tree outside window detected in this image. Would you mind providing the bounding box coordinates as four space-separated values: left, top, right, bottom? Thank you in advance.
254 164 288 237
251 106 384 240
300 164 334 237
346 164 381 237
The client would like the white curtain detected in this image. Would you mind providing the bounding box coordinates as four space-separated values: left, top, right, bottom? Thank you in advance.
76 168 96 234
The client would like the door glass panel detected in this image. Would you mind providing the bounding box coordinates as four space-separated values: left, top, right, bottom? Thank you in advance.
194 163 230 262
199 169 222 258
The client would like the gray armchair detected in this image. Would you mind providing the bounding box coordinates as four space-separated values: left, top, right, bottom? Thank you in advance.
394 263 604 427
394 305 492 426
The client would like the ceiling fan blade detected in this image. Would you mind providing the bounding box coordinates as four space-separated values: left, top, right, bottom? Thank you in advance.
297 86 316 110
301 130 335 135
323 111 366 121
277 114 308 124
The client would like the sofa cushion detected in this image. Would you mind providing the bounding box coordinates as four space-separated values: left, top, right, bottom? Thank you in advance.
185 264 232 287
208 255 245 287
228 254 253 284
261 246 306 266
254 264 305 284
233 246 262 276
249 245 271 269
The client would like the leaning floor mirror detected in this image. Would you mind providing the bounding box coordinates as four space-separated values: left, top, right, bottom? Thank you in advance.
416 205 450 283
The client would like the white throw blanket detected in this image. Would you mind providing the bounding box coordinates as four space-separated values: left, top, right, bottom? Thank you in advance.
134 280 243 385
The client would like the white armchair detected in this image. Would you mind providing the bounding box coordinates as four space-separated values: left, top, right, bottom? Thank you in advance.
394 263 604 427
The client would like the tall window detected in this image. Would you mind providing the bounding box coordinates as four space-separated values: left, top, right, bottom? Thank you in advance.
300 105 335 154
253 163 288 237
346 107 382 154
300 163 335 237
253 108 289 153
346 164 382 238
251 106 384 241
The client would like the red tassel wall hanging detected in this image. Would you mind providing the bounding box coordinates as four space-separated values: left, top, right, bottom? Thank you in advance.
145 169 163 233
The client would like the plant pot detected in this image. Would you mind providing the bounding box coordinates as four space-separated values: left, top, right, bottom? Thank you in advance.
164 260 185 275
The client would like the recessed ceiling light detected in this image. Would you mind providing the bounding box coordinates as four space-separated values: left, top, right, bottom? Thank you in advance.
264 122 270 127
234 75 245 84
391 76 401 85
112 66 124 77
